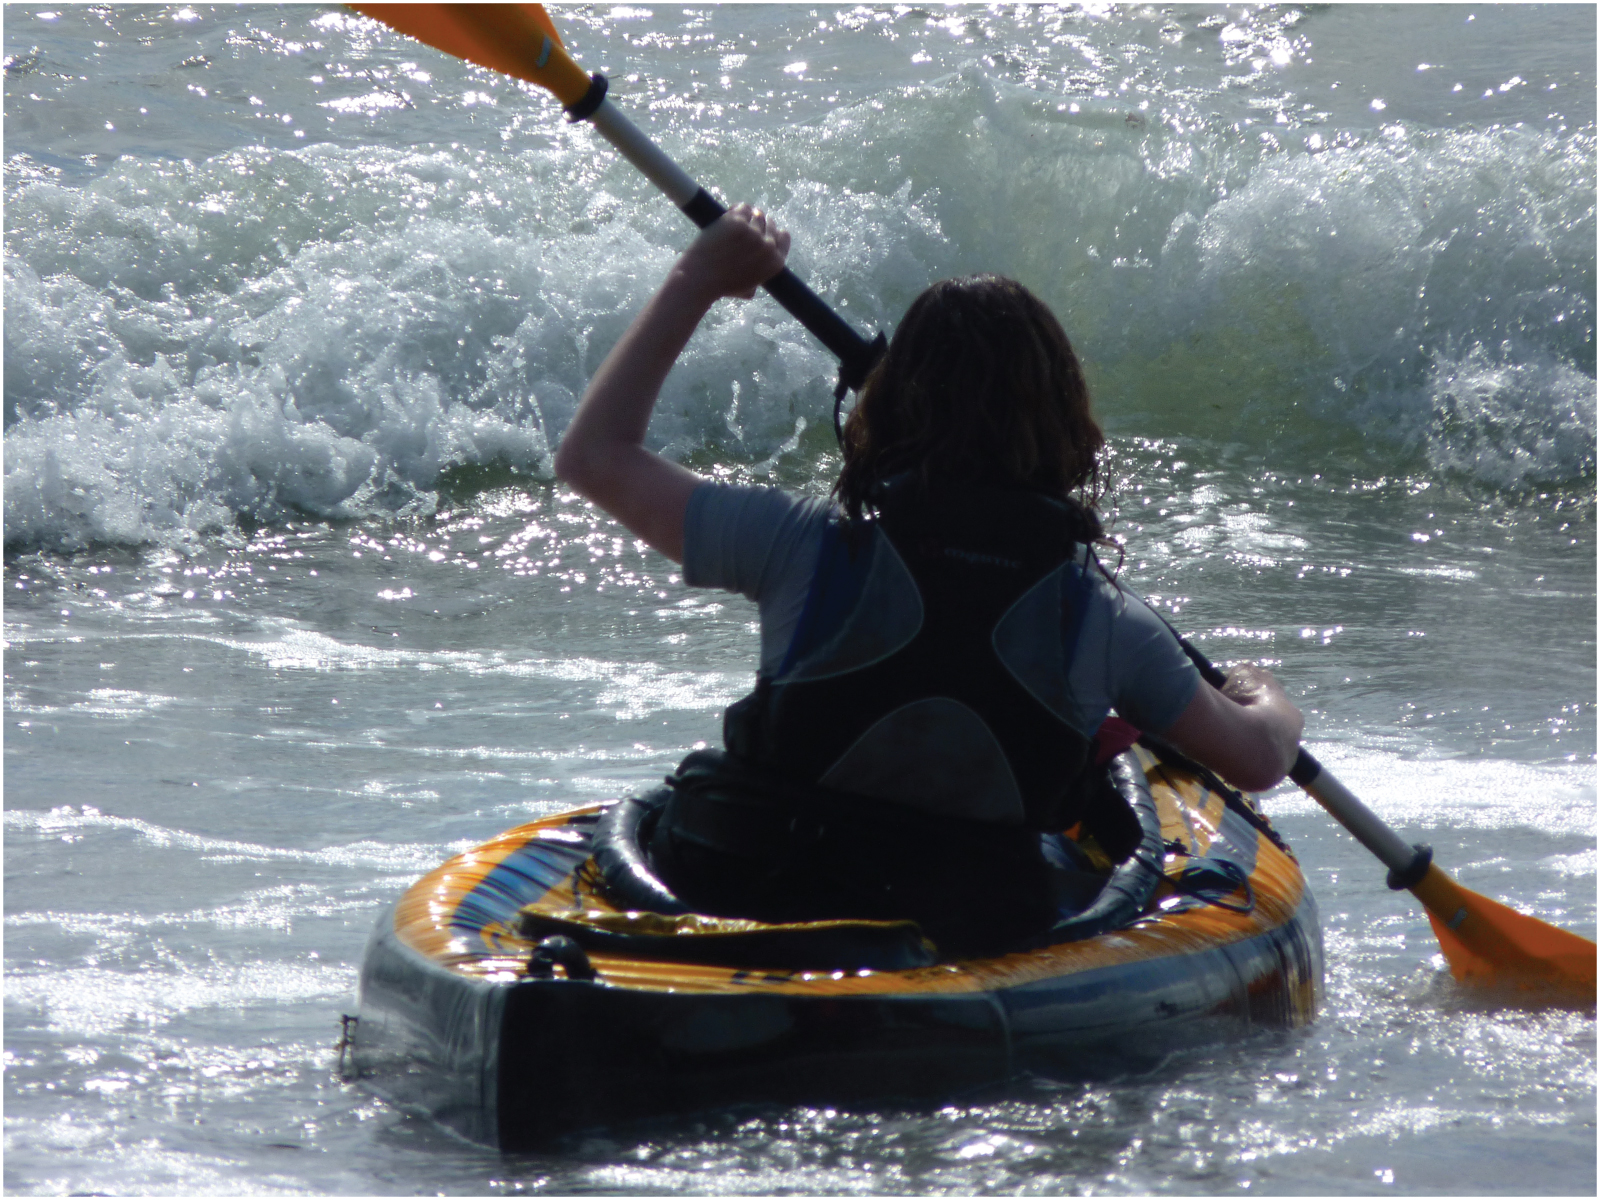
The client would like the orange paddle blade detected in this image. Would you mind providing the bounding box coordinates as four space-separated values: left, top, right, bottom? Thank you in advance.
1410 863 1596 994
348 4 592 107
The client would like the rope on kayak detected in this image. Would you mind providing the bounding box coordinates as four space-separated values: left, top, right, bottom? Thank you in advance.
1129 841 1257 915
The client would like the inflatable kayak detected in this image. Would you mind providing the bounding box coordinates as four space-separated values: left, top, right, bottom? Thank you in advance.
350 742 1322 1149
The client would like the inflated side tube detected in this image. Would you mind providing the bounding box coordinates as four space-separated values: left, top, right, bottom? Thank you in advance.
1027 750 1167 946
518 908 938 972
593 788 691 916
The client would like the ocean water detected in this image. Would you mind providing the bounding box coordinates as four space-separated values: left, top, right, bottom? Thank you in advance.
4 3 1595 1194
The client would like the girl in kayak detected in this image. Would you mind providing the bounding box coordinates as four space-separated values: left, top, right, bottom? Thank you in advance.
555 205 1303 953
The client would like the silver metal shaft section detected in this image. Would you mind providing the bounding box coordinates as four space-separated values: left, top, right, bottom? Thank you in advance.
586 97 699 208
1300 767 1419 875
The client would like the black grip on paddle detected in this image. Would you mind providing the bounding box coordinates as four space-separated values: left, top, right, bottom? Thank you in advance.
763 270 885 391
681 186 725 229
565 73 609 122
676 187 886 396
1288 747 1321 788
1385 842 1433 891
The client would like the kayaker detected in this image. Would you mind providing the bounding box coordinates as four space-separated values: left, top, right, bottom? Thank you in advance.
555 205 1303 953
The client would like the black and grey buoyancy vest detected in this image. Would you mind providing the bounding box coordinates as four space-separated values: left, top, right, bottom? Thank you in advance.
723 479 1099 831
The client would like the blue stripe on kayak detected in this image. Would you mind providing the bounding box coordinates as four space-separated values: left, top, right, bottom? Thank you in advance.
1214 799 1261 875
1002 890 1322 1035
449 811 600 936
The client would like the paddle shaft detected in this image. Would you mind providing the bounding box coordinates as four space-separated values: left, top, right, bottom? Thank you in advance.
577 82 886 395
1178 633 1596 991
1178 641 1430 884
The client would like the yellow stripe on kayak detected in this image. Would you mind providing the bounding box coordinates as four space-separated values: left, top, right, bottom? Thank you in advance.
392 806 608 965
394 765 1306 998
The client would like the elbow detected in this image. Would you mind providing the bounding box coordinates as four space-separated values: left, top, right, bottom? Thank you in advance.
1224 759 1290 794
552 443 575 488
552 439 595 497
1223 699 1304 793
1168 738 1289 795
1157 677 1303 793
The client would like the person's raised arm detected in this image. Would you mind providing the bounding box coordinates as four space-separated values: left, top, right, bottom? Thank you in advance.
1160 664 1304 793
553 204 790 563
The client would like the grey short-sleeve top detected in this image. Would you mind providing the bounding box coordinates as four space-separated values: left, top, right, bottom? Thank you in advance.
683 482 1199 737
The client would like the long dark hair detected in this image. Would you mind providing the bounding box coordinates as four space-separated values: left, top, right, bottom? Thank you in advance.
833 275 1107 543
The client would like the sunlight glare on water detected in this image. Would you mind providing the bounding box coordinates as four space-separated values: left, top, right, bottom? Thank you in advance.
4 3 1594 1195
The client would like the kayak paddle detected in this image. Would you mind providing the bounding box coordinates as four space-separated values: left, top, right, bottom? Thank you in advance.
346 3 886 421
1179 640 1596 997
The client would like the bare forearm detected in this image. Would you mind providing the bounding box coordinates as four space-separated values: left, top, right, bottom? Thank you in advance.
1220 665 1304 780
556 269 717 482
1219 692 1303 787
551 204 790 562
1162 666 1304 792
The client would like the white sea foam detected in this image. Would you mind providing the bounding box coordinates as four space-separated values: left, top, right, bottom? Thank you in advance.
3 804 464 872
5 959 352 1036
1090 122 1594 475
1266 748 1597 841
6 68 1591 550
5 147 566 548
1424 346 1597 488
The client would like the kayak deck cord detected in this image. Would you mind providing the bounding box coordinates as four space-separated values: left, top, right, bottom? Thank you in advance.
1159 844 1257 915
1114 834 1258 918
1136 732 1294 858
